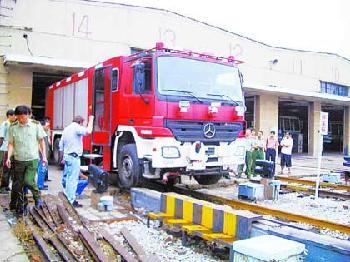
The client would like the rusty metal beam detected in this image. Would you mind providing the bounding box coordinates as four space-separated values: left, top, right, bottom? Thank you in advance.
121 227 160 262
28 207 79 261
276 175 350 192
100 228 139 262
58 192 89 226
46 234 77 262
79 228 110 262
44 198 63 226
32 229 60 262
56 204 79 237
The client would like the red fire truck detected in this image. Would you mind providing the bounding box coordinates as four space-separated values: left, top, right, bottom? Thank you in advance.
46 43 246 188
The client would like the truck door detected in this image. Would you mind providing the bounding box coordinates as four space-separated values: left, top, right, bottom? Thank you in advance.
92 65 112 146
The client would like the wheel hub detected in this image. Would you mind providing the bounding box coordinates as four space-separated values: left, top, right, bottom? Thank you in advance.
122 156 133 179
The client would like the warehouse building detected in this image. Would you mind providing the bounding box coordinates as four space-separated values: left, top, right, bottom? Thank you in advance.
1 0 350 156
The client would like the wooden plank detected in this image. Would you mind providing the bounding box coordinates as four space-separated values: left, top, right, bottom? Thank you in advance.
121 227 160 262
100 228 138 262
32 229 60 262
79 228 110 262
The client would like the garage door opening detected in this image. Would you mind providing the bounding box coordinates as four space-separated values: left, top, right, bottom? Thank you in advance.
321 105 344 153
32 72 69 120
279 100 309 154
245 96 255 129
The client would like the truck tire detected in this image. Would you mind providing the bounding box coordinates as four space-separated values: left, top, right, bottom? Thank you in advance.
118 144 142 188
194 174 222 185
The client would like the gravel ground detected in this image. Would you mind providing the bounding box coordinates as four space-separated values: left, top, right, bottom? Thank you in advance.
102 220 227 262
259 192 350 225
259 192 350 240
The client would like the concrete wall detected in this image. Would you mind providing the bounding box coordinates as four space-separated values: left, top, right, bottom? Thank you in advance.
255 94 279 136
0 58 32 117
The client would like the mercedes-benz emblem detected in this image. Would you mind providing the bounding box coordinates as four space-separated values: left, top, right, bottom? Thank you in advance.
203 123 216 139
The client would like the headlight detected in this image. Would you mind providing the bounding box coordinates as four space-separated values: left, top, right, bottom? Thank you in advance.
161 146 180 158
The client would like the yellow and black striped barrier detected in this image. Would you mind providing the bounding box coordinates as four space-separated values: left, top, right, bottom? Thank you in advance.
147 192 261 245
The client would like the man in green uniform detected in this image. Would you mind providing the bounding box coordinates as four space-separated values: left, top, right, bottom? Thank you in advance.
252 131 265 177
6 105 47 214
0 109 16 193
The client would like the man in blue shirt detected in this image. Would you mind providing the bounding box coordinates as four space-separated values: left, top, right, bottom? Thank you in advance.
59 115 94 207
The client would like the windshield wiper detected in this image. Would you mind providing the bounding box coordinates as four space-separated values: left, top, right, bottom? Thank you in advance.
162 89 203 103
206 93 240 106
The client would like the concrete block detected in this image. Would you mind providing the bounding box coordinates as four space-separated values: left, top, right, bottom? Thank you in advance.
130 188 162 212
322 173 342 183
231 235 305 261
90 191 109 209
238 183 264 200
234 210 262 240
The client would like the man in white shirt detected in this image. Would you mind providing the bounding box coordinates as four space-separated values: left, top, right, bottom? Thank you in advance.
280 132 293 175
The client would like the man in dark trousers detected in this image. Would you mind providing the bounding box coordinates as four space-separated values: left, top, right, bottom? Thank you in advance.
6 105 47 214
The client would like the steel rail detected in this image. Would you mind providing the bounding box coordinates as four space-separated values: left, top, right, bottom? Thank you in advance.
173 186 350 235
276 175 350 192
284 185 350 200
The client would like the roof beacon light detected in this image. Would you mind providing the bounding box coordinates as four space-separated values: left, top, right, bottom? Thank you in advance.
179 100 190 113
228 56 235 63
156 42 164 50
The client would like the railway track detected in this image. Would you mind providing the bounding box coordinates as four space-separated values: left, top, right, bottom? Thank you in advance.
282 184 350 200
161 184 350 236
275 175 350 192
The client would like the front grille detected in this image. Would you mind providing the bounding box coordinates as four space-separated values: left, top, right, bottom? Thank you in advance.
165 120 243 142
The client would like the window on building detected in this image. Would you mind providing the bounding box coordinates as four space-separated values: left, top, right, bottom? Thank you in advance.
320 81 348 97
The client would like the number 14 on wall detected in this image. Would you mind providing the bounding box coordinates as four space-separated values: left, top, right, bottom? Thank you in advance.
72 12 92 37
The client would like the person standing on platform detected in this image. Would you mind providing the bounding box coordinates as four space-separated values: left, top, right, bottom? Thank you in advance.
280 132 294 175
265 130 279 175
0 109 16 193
252 131 265 177
59 115 94 207
243 128 255 179
6 105 47 214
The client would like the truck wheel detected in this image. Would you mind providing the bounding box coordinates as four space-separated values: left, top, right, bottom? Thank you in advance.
118 144 142 188
194 175 222 185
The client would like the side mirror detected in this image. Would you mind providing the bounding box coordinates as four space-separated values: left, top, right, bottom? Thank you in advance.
134 62 145 93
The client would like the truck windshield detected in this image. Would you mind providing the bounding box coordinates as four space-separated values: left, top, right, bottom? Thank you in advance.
157 56 243 104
